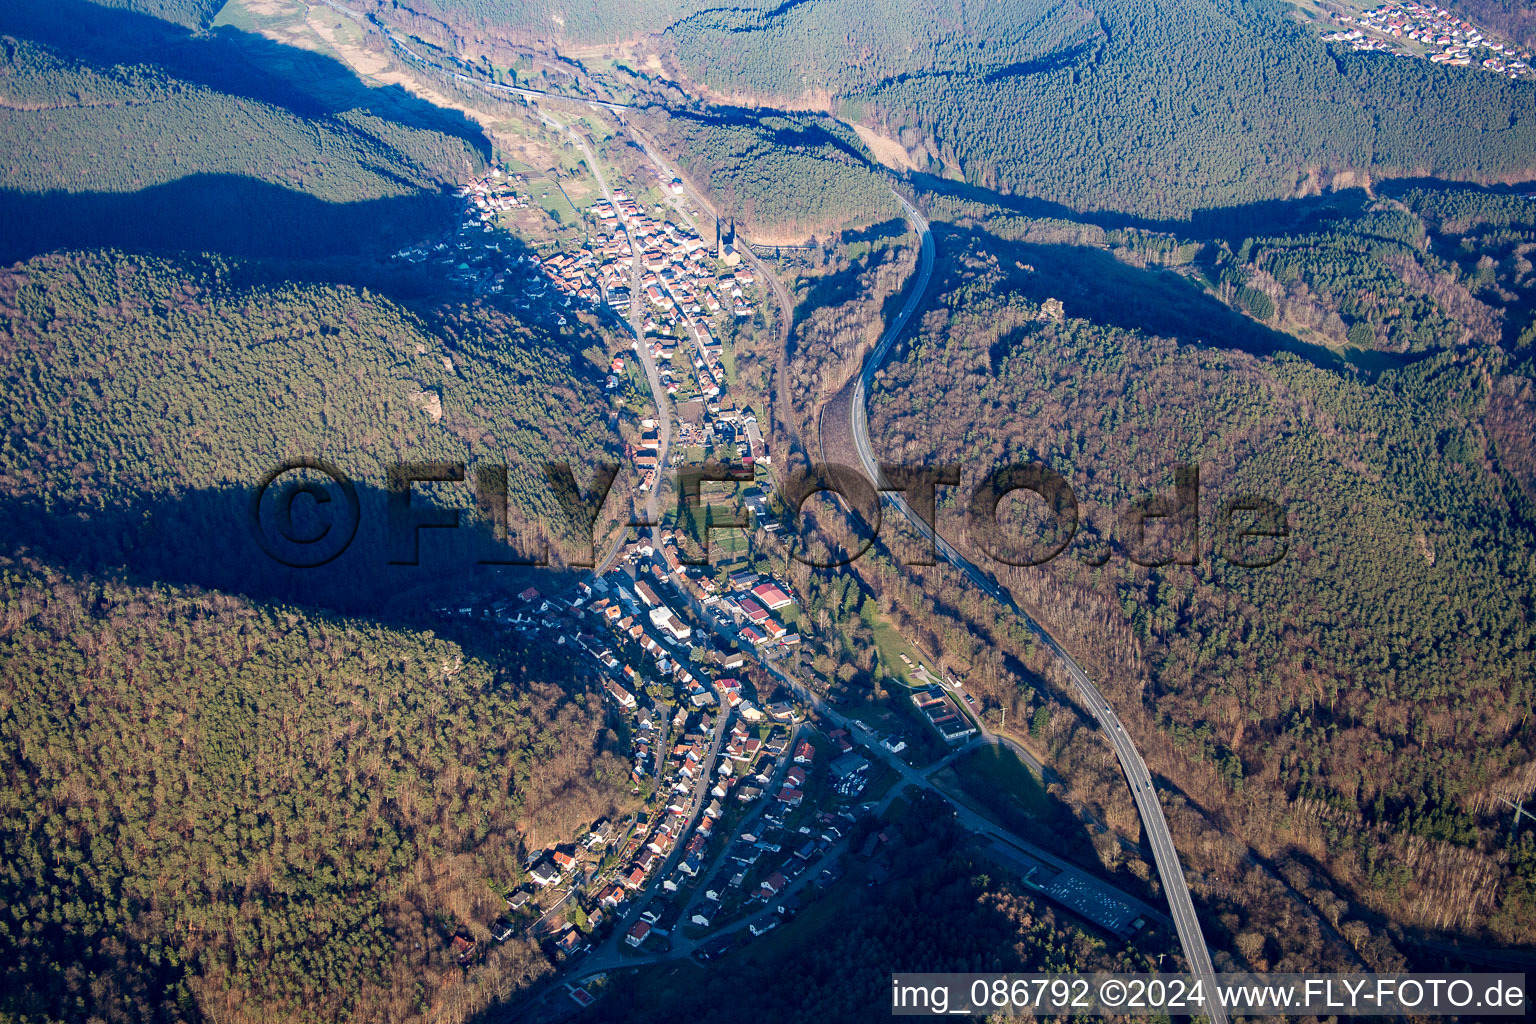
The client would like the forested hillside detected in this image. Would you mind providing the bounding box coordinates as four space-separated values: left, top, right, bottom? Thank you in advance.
865 207 1536 946
361 0 1536 219
7 0 1534 1012
784 227 916 439
0 31 482 262
0 5 652 1018
657 0 1536 218
0 38 469 197
0 564 634 1024
1226 210 1485 352
356 0 694 47
0 250 620 610
631 110 899 240
86 0 227 29
1204 188 1531 355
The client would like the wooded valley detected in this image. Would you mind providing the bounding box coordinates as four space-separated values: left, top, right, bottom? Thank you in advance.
860 186 1536 959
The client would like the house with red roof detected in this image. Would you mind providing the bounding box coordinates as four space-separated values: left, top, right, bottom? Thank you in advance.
758 871 788 898
750 582 794 609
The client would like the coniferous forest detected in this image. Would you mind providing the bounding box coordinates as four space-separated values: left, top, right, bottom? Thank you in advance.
2 0 1535 1019
862 185 1536 952
368 0 1536 219
0 566 634 1024
1 5 639 1022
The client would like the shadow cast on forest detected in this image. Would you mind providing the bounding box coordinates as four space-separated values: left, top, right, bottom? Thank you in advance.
0 168 614 315
792 253 872 323
840 218 908 245
909 168 1536 245
483 790 1146 1023
910 170 1373 241
1 0 489 159
660 105 878 174
928 220 1413 374
0 175 456 266
0 478 590 669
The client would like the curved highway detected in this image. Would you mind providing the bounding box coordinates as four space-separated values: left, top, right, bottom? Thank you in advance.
854 194 1227 1020
301 9 1224 1001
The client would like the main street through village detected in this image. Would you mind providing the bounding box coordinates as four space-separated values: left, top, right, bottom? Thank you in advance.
322 13 1230 1016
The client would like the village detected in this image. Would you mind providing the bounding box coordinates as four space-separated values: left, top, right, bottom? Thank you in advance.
442 537 975 995
408 124 1165 1017
409 146 900 981
390 158 775 503
433 507 1170 1020
392 165 758 352
1321 0 1533 77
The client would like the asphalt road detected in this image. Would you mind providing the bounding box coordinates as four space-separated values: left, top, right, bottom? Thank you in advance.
753 653 1164 919
569 126 671 538
677 722 801 924
849 194 1228 1023
296 24 1225 1011
528 117 669 577
572 572 729 965
615 119 799 406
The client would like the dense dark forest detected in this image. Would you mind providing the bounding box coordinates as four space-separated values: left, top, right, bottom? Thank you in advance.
0 7 655 1022
0 564 635 1024
786 235 914 425
0 37 478 196
5 0 1534 1015
363 0 1536 219
863 189 1536 948
0 250 622 611
0 33 486 262
629 110 898 241
1206 189 1528 355
86 0 227 29
659 0 1536 218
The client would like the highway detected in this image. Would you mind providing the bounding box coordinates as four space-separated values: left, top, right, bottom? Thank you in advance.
299 12 1225 1005
738 640 1165 917
648 561 1168 933
851 194 1228 1022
